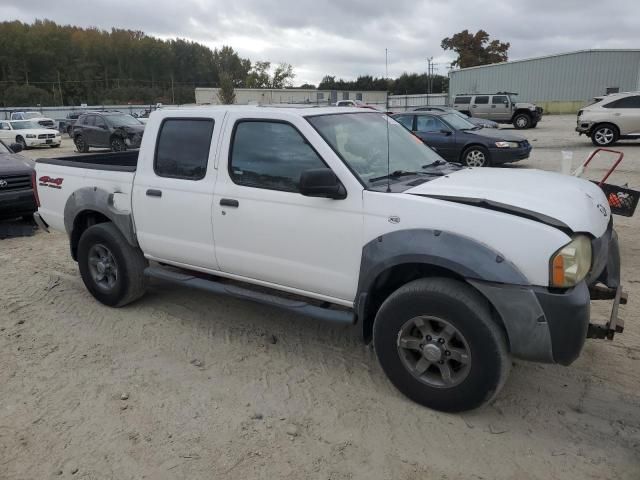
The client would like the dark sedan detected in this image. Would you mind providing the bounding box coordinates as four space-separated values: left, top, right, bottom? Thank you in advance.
392 111 532 167
412 106 500 129
0 140 37 220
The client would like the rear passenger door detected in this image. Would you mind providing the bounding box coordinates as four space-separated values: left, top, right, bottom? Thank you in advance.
471 95 490 119
132 113 225 269
491 95 511 121
603 95 640 136
92 116 110 147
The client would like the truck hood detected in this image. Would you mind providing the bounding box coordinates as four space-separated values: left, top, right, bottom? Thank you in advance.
0 152 35 174
406 167 610 237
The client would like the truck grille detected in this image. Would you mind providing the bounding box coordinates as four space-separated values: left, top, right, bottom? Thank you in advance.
0 174 31 191
38 120 55 128
37 133 56 139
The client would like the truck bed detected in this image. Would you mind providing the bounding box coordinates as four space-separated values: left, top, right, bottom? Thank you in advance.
36 151 138 172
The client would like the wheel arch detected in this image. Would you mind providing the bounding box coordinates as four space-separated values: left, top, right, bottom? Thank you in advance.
355 229 528 345
459 143 489 163
64 187 138 260
589 121 620 137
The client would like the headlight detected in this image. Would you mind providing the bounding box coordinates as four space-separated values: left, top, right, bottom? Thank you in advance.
55 132 60 137
550 235 592 287
26 134 36 138
495 141 519 148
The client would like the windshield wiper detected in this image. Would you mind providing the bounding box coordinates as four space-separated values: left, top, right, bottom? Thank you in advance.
369 170 424 183
422 159 447 168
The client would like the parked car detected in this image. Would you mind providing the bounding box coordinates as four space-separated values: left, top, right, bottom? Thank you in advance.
0 120 62 149
0 140 37 220
393 111 531 167
576 91 640 146
452 93 543 129
10 111 56 129
34 106 625 413
72 112 145 153
336 100 379 110
60 112 83 137
413 106 499 128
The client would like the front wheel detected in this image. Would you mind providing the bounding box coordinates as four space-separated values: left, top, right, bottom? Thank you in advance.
74 135 89 153
373 278 510 412
513 113 531 129
461 146 490 167
16 136 27 150
110 137 126 152
77 223 148 307
591 124 618 146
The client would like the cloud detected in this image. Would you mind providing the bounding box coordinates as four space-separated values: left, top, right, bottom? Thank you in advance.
2 0 639 85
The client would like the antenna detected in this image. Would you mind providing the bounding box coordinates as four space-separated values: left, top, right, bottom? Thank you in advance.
385 48 391 193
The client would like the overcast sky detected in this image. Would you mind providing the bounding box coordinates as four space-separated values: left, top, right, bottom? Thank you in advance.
2 0 639 85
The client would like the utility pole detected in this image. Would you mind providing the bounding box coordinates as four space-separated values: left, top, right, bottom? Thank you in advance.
426 57 433 105
57 70 63 106
171 75 175 104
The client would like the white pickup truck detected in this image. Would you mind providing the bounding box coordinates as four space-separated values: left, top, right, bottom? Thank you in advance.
33 106 626 412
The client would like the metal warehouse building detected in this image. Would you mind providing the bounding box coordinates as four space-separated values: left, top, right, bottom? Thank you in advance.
448 49 640 113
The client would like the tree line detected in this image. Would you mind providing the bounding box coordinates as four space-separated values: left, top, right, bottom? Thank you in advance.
0 20 508 107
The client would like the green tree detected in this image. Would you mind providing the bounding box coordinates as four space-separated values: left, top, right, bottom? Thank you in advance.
217 73 236 104
246 61 271 88
441 30 509 69
271 63 295 88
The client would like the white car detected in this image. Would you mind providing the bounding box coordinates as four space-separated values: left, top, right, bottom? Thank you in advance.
0 120 61 149
33 106 626 413
10 111 57 129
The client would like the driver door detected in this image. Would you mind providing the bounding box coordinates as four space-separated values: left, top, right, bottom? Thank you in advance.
212 113 364 302
92 116 110 148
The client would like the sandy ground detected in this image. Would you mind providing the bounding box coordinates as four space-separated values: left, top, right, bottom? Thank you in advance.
1 115 639 479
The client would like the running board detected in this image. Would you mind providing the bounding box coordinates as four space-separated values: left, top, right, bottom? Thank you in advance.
144 267 354 325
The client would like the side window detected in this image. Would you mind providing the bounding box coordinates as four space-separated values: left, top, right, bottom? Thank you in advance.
155 118 214 180
394 115 414 130
0 122 9 130
94 117 107 128
455 96 471 105
230 121 328 193
604 96 640 108
416 116 446 133
492 95 508 105
86 115 96 127
474 96 489 104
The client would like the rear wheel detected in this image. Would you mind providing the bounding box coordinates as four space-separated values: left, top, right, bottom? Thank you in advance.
513 113 531 129
461 145 490 167
77 223 148 307
591 124 618 146
373 278 510 412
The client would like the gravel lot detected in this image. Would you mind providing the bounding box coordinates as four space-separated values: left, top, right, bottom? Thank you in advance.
1 115 639 479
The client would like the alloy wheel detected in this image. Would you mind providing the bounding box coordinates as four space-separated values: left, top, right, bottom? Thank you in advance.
594 128 614 145
465 150 486 167
396 315 471 388
87 244 118 291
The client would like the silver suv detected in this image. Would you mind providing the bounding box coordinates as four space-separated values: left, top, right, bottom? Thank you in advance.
576 92 640 146
452 93 543 129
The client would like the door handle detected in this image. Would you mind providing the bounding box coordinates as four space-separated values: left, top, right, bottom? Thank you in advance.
220 198 239 207
146 189 162 197
471 105 477 108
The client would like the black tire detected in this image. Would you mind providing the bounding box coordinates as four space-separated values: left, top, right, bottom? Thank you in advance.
22 214 34 223
16 136 27 150
373 277 510 412
513 113 531 129
74 134 89 153
77 223 148 307
110 137 126 152
461 145 490 167
50 144 60 148
590 123 619 147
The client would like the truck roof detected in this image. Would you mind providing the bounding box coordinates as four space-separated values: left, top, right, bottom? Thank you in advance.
156 105 369 117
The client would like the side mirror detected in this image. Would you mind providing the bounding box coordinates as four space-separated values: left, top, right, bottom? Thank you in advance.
299 169 346 200
10 142 23 153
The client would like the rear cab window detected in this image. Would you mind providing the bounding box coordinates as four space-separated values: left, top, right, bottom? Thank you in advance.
154 118 215 180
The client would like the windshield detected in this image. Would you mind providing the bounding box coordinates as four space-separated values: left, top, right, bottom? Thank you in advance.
105 114 142 127
308 112 444 184
10 121 41 130
440 113 476 130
